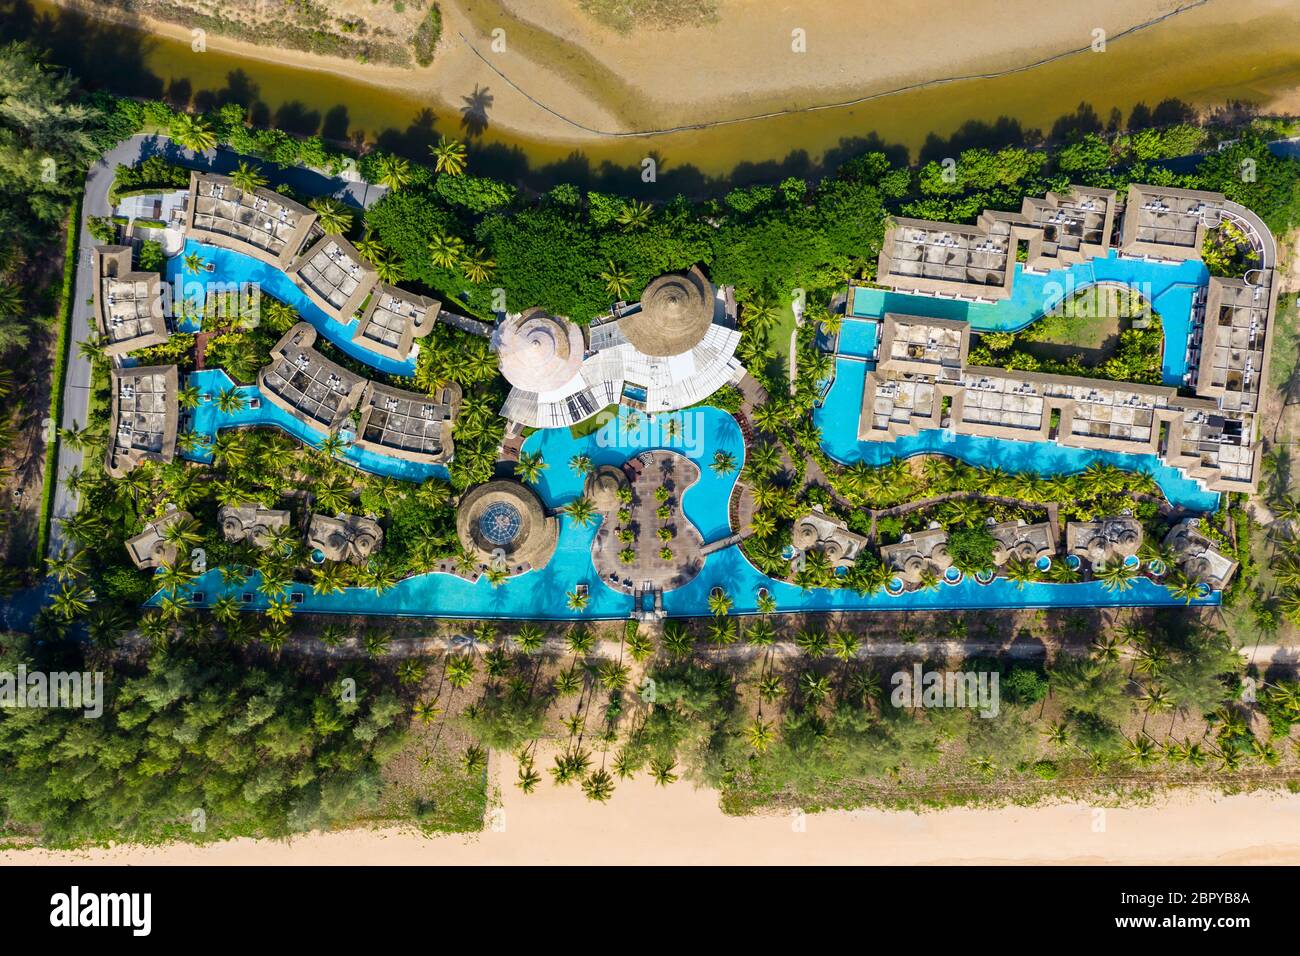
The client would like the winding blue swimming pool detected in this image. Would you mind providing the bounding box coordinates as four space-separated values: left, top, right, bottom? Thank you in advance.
848 250 1208 386
166 240 417 377
813 358 1220 513
183 369 448 483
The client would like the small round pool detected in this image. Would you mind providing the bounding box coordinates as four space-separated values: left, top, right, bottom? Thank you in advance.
756 587 770 601
1035 555 1052 572
1195 582 1211 598
1123 554 1140 570
943 566 963 585
1148 559 1166 577
885 576 905 596
781 544 796 561
309 549 326 565
974 568 995 586
1066 554 1081 571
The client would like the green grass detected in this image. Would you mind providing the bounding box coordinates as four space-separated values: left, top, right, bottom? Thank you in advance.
35 197 81 566
569 404 618 439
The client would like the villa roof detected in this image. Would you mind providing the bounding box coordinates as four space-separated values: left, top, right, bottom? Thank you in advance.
92 245 168 358
259 323 368 432
792 507 869 568
618 266 716 357
307 512 383 564
1119 184 1227 260
354 379 460 465
1065 516 1143 566
352 283 441 362
880 526 951 583
124 509 192 570
987 519 1055 565
218 505 292 548
106 365 178 478
186 172 317 269
287 234 378 320
455 479 558 573
1163 518 1238 589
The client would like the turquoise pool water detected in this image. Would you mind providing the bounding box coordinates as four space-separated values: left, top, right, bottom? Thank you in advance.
166 240 417 377
849 250 1209 386
155 401 1220 619
183 369 449 483
813 358 1220 513
836 318 879 360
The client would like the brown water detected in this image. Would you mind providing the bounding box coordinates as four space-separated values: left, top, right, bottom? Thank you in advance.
9 0 1300 192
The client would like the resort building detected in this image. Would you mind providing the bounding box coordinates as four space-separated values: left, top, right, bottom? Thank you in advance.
352 284 440 362
855 183 1277 493
1066 516 1143 569
307 513 384 564
286 235 377 321
92 246 167 357
1163 518 1239 589
1119 184 1226 261
455 480 558 575
218 505 292 549
259 323 368 433
987 519 1056 565
124 509 193 570
185 172 318 270
106 365 178 478
791 508 870 570
495 267 744 429
353 380 460 466
880 525 952 586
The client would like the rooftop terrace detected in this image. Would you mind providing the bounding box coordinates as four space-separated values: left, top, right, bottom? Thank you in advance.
354 380 461 465
353 284 440 361
259 323 367 432
106 365 178 478
186 172 317 269
92 246 167 357
287 235 378 320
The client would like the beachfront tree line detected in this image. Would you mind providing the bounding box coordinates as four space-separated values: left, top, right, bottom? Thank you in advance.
3 608 1298 845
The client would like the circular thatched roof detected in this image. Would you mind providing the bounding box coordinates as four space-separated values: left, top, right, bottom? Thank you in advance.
494 308 585 393
620 267 715 357
792 520 820 550
584 465 628 510
456 480 558 571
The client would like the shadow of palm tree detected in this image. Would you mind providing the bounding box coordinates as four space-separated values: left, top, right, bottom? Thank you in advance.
460 85 494 138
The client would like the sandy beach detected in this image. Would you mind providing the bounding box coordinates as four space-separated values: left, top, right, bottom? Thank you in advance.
6 753 1299 866
57 0 1300 144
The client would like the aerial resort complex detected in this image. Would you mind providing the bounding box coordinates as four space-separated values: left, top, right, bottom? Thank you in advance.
79 169 1268 621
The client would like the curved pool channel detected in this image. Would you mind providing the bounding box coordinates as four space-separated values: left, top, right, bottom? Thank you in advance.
159 245 1223 619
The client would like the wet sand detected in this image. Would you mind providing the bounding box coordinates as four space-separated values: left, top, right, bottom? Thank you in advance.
6 753 1299 865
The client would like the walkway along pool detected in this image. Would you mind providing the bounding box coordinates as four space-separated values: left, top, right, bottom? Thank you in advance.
158 403 1219 619
167 240 418 377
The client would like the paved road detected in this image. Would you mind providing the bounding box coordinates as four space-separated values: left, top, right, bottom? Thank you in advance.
48 135 386 558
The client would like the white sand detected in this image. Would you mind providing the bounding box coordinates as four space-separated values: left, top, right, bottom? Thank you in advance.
6 753 1299 865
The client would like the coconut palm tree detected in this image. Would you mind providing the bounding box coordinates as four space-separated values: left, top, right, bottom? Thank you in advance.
373 153 412 191
183 251 207 274
649 757 678 787
229 160 268 194
0 282 23 319
562 495 597 527
599 260 632 300
170 112 217 152
710 450 738 476
1096 561 1138 593
461 247 495 284
311 561 351 595
566 588 589 612
155 561 196 596
745 718 775 753
316 432 347 460
616 199 652 229
44 549 86 583
1164 569 1204 604
50 583 91 620
216 387 246 414
310 196 353 235
708 588 733 617
429 136 468 175
515 450 547 484
428 231 466 270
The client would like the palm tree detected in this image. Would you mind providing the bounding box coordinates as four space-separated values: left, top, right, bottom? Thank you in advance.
229 160 268 194
45 549 86 583
708 588 733 617
316 432 347 459
51 583 91 620
373 153 412 190
428 232 466 270
461 247 495 284
616 200 652 229
210 594 241 624
170 112 217 152
310 196 353 235
1096 561 1137 593
215 387 247 415
312 561 351 595
155 561 196 596
649 757 679 787
710 450 738 476
265 594 295 624
0 282 23 319
562 496 597 527
515 450 547 484
429 136 468 175
1044 721 1070 747
566 589 589 612
745 718 775 753
183 251 207 274
599 260 632 300
1164 569 1204 604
